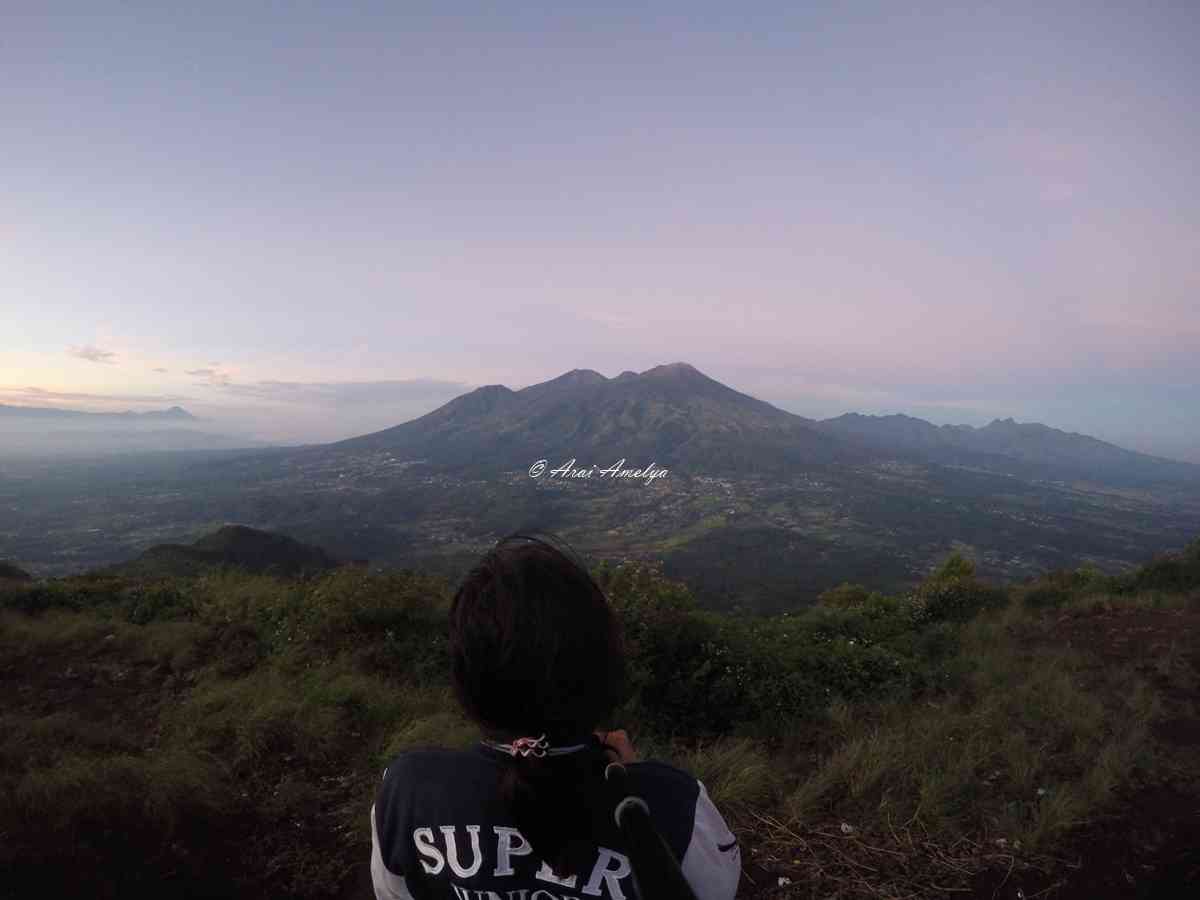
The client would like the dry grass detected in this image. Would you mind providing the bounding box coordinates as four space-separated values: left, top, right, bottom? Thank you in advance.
740 599 1169 897
672 737 783 814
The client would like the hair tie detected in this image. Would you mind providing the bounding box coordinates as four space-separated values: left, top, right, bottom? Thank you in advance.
482 734 591 758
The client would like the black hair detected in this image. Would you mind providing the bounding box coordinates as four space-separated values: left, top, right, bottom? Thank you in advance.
448 532 627 874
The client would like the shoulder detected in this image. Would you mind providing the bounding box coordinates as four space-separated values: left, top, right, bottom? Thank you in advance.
626 759 701 803
375 748 500 830
381 747 492 782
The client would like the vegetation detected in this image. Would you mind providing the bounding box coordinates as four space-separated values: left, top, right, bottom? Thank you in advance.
1 539 1199 898
0 560 32 580
101 524 345 579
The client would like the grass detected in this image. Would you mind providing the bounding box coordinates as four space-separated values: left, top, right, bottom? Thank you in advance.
659 513 728 551
764 597 1167 898
671 737 783 814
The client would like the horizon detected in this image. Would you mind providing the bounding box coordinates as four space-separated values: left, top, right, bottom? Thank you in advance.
4 3 1198 461
4 360 1199 465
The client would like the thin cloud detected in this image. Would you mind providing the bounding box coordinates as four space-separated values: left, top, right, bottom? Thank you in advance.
68 345 117 364
0 386 195 406
216 378 471 406
186 368 233 386
152 367 169 373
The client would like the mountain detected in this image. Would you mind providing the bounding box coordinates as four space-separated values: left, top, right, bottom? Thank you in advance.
101 526 343 578
326 362 852 473
0 404 196 421
9 364 1200 613
815 413 1200 486
318 363 1199 485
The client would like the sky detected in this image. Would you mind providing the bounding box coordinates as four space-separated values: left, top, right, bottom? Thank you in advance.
3 2 1199 458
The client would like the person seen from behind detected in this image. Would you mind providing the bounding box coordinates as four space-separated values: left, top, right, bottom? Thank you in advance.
369 533 741 900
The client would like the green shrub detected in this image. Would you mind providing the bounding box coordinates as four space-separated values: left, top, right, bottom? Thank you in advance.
1119 551 1200 594
0 581 82 614
817 583 874 609
120 581 196 624
934 551 977 580
908 574 1007 624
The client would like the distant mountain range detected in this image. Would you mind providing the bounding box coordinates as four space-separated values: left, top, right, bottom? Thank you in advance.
0 404 196 421
0 404 268 457
318 362 1196 487
6 364 1199 610
813 413 1200 487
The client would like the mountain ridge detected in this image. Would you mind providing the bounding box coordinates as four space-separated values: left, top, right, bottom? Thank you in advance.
317 363 1197 485
0 403 196 421
815 410 1199 484
324 362 845 473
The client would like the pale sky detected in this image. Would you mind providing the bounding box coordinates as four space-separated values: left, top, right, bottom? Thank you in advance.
3 2 1198 459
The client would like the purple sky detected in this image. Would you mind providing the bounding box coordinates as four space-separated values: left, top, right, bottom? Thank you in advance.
4 2 1198 459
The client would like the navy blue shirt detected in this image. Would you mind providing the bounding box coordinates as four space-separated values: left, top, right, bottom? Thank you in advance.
370 746 740 900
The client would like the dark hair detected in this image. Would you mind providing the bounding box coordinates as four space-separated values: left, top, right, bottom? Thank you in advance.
449 532 627 873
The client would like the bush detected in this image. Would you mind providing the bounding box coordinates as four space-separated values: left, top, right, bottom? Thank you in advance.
935 552 976 580
908 574 1007 625
120 582 196 624
817 583 875 609
1115 548 1200 594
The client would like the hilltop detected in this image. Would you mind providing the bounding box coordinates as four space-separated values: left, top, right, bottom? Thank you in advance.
100 525 344 578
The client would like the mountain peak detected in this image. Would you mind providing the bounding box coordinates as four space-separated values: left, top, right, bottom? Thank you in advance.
557 368 608 384
513 368 608 401
642 361 702 378
983 417 1056 435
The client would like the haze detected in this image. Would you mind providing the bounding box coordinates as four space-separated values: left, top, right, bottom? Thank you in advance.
4 2 1198 460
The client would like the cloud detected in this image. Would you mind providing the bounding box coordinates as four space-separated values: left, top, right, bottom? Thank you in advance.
186 367 232 386
67 345 117 364
152 367 169 373
0 386 195 406
214 378 471 407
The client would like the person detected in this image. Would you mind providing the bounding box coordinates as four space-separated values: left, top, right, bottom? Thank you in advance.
369 533 741 900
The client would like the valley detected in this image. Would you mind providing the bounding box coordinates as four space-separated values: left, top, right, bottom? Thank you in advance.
4 446 1198 613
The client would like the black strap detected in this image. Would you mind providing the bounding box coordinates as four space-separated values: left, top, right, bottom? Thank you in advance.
603 763 700 900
